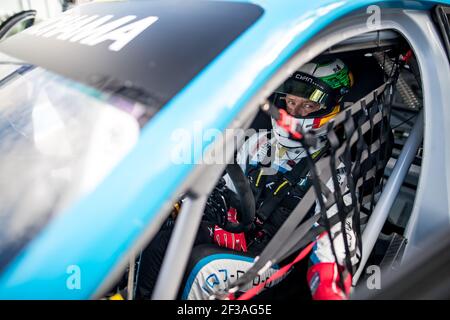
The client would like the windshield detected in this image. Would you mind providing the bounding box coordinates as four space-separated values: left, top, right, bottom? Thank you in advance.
0 0 264 273
0 62 143 270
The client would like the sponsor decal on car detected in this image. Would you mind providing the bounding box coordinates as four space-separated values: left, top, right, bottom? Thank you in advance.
26 14 159 52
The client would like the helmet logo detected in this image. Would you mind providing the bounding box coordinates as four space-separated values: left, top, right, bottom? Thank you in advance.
294 73 327 92
295 73 315 83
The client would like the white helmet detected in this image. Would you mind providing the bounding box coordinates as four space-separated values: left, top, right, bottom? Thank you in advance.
271 58 353 148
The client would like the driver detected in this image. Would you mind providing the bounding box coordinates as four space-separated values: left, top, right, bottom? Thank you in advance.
135 58 360 300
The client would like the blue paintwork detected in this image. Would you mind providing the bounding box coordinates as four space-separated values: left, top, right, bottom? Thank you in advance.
0 0 449 299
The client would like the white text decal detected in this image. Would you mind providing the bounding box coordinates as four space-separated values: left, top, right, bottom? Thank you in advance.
27 14 159 52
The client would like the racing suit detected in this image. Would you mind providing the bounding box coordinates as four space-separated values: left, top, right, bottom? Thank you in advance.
136 131 360 300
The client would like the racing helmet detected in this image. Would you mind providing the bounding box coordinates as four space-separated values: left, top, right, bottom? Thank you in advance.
271 58 353 148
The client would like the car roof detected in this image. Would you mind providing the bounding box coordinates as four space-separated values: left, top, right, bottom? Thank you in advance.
0 1 265 110
1 0 449 298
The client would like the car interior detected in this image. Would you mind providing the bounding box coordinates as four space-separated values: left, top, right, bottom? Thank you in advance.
105 29 424 301
246 31 423 298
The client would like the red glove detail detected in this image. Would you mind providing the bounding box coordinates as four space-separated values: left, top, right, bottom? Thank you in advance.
307 262 352 300
213 208 247 252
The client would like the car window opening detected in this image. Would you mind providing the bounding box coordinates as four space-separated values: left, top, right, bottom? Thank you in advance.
105 30 424 301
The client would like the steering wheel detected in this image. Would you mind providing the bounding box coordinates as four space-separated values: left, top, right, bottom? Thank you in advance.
219 163 255 233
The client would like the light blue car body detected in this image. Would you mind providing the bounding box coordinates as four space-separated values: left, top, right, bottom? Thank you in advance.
0 0 448 299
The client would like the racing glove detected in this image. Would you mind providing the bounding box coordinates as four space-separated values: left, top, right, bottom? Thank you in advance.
203 178 230 227
204 178 248 252
307 262 352 300
213 207 248 252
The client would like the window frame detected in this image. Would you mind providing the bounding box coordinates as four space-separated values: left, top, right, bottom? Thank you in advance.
434 5 450 63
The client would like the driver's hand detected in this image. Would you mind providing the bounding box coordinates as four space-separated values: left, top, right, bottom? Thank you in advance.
203 178 229 227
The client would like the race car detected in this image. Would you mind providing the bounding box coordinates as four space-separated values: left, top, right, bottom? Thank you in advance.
0 0 449 299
